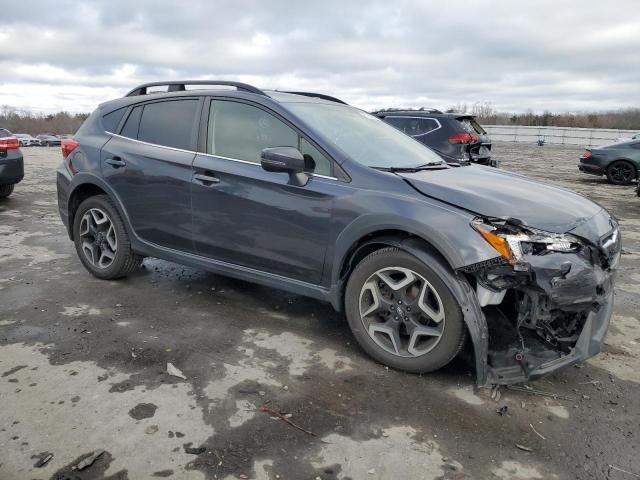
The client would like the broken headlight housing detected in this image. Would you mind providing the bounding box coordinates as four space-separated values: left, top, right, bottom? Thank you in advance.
471 218 583 266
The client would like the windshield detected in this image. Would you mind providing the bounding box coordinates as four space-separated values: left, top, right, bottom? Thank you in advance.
286 103 444 168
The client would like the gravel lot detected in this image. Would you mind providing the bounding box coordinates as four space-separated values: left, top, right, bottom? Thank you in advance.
1 144 638 480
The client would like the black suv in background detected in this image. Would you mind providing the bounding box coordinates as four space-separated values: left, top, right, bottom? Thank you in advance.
57 81 619 385
0 128 24 198
372 108 495 166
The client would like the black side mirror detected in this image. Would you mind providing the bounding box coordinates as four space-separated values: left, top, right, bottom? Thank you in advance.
261 147 309 186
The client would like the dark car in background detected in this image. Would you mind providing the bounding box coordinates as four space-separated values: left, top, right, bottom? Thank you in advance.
57 80 619 385
372 108 495 166
0 128 24 198
579 140 640 185
37 134 62 147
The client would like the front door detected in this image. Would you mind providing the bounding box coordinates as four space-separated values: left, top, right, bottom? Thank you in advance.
191 99 338 284
101 98 200 252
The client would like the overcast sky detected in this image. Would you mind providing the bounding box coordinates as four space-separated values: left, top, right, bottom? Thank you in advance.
1 0 638 114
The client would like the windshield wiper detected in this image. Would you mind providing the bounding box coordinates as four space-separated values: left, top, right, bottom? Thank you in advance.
373 162 447 173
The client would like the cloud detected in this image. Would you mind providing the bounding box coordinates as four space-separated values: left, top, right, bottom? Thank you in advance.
0 0 639 113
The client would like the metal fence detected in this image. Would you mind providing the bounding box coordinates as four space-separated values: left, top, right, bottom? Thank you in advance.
483 125 639 147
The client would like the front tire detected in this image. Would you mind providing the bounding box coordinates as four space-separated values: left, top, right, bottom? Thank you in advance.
606 160 636 185
345 247 466 373
73 195 142 279
0 184 14 198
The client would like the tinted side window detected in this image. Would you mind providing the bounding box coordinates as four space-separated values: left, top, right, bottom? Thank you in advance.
384 117 438 136
120 106 143 139
0 129 10 138
102 107 126 132
301 138 332 176
138 100 198 150
208 100 298 163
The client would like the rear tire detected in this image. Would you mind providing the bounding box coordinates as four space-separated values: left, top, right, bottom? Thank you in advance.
606 160 636 185
345 247 466 373
0 184 14 198
73 195 142 279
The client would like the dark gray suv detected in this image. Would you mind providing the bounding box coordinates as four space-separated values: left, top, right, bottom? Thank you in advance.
56 81 620 385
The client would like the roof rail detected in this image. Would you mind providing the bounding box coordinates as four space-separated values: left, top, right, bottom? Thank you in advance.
125 81 267 97
371 107 443 114
281 91 348 105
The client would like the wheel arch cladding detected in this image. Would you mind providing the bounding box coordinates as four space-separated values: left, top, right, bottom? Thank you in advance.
337 233 490 384
68 184 108 240
67 175 132 243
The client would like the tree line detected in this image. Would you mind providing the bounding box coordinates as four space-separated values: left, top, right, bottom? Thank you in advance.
3 102 640 134
0 106 89 135
447 102 640 130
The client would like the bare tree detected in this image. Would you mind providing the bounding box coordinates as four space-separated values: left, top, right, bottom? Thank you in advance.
0 106 89 135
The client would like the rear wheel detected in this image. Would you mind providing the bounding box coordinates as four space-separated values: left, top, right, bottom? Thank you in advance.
0 184 14 198
73 195 142 279
606 160 636 185
345 247 466 373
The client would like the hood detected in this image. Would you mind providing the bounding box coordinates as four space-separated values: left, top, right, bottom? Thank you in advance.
399 165 604 234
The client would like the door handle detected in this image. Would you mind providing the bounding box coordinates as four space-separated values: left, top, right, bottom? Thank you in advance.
193 173 220 185
106 157 126 168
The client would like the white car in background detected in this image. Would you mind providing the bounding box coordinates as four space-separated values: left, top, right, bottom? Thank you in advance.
617 133 640 142
14 134 41 146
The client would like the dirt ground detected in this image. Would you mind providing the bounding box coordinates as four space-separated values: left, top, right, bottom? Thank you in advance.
1 144 638 480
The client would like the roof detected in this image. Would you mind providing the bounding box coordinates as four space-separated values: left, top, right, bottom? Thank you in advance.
121 81 347 105
371 108 477 119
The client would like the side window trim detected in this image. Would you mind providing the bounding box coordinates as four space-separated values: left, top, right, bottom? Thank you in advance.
201 97 338 179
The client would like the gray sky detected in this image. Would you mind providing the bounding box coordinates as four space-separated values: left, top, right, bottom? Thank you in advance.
1 0 638 113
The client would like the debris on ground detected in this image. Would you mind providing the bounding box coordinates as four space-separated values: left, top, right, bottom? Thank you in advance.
496 405 508 416
607 464 640 478
529 423 546 440
183 443 206 455
128 403 157 420
73 449 104 470
258 405 317 437
490 385 502 402
145 424 159 434
515 443 533 452
33 453 53 468
166 362 187 379
507 385 575 401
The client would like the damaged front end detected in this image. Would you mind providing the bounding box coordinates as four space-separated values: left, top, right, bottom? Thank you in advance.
463 213 621 384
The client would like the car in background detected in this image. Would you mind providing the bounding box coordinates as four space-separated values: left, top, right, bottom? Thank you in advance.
616 133 640 142
579 140 640 185
372 108 495 166
37 134 62 147
15 133 41 146
0 128 24 198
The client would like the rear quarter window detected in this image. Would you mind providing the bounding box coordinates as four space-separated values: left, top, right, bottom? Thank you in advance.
102 108 127 133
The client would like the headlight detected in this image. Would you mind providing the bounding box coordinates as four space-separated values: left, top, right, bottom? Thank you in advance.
471 218 582 265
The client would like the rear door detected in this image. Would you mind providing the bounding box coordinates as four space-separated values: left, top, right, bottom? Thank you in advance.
100 98 201 252
190 98 338 284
